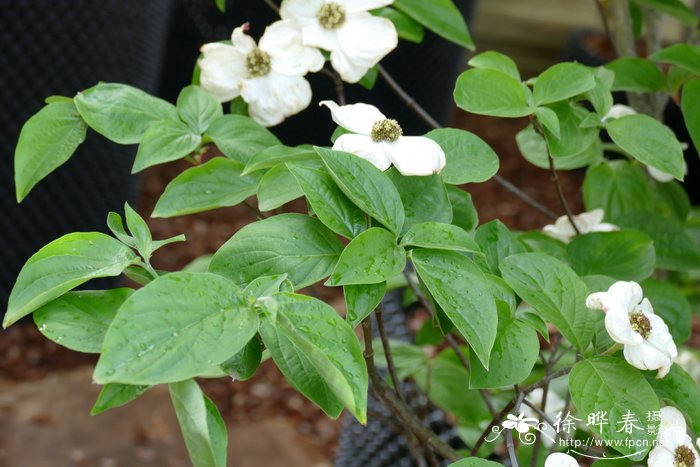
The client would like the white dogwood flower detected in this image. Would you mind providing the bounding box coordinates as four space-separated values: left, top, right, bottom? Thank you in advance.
649 406 700 467
545 452 579 467
648 160 689 183
198 21 324 126
321 101 446 176
280 0 398 83
586 281 677 378
542 208 619 243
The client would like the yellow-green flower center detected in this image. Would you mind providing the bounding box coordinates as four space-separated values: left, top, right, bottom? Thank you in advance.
371 119 402 142
629 312 652 339
246 48 271 77
674 445 696 467
317 3 346 29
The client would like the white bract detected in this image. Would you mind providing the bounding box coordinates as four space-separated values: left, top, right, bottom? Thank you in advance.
542 208 619 243
586 281 677 378
648 406 700 467
544 452 579 467
280 0 398 83
198 21 324 126
321 101 446 176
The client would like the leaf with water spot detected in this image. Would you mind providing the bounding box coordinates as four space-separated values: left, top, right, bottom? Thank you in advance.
259 293 368 423
94 272 259 385
4 233 139 328
327 228 406 286
34 288 133 353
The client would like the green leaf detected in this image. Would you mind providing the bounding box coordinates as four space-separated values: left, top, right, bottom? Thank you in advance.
585 66 615 116
646 364 700 432
317 147 405 235
259 293 368 423
243 144 316 174
386 168 452 234
393 0 474 49
634 0 698 27
14 101 87 202
123 203 153 259
534 107 560 138
542 102 599 157
153 158 258 217
132 120 201 173
206 114 281 164
616 211 700 271
243 274 289 298
401 222 481 254
214 0 225 12
94 272 258 385
169 379 227 467
474 220 527 275
566 231 656 282
219 337 262 381
34 289 133 353
209 214 343 289
469 303 539 389
533 62 596 105
569 357 659 461
91 383 150 415
176 85 223 134
449 457 504 466
650 44 700 75
74 82 178 144
4 232 138 328
257 163 305 212
358 66 379 90
447 186 479 231
583 160 654 222
500 253 594 351
467 51 520 80
605 58 667 92
413 349 490 422
106 211 136 248
641 279 692 344
425 128 499 184
289 164 366 238
344 282 386 328
517 125 601 170
455 69 533 117
606 114 685 180
412 249 498 368
373 7 424 43
328 228 406 286
656 180 691 222
682 79 700 153
518 231 568 263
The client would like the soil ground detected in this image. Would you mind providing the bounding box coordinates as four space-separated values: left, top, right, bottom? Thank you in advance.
0 110 591 466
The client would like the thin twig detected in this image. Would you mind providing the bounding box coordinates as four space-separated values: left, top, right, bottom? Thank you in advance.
533 122 581 234
320 67 346 105
377 64 557 220
376 309 405 402
262 0 280 14
506 391 525 467
242 200 265 220
378 65 442 129
362 318 460 462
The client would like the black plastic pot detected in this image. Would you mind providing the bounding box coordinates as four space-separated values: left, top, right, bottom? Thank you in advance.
0 0 174 314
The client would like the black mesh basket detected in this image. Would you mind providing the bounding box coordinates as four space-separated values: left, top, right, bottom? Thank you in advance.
0 0 174 313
